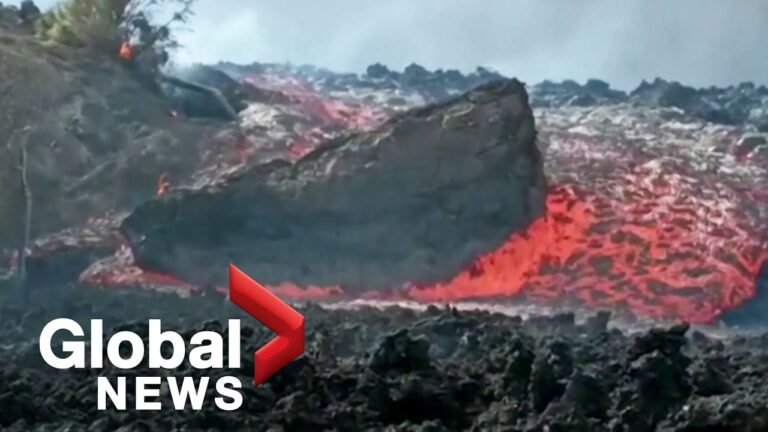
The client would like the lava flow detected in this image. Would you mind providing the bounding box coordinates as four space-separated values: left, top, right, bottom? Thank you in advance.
407 184 768 323
73 90 768 325
404 109 768 323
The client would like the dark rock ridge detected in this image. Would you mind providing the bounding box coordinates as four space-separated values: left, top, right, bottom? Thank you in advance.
121 79 546 292
629 78 768 130
530 78 768 130
1 285 767 431
217 61 505 103
529 79 628 107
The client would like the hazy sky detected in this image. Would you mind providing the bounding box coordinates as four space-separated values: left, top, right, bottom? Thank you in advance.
35 0 768 89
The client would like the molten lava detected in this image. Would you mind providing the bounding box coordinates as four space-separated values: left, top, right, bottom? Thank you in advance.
401 111 768 323
156 173 171 197
68 84 768 325
407 184 768 323
118 42 134 62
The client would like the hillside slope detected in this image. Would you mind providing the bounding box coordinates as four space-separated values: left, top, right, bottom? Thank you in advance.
0 11 225 250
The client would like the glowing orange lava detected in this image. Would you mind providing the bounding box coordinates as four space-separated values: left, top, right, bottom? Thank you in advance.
405 183 768 323
72 81 768 324
85 177 765 324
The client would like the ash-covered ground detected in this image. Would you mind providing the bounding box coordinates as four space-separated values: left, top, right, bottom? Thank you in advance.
2 285 768 432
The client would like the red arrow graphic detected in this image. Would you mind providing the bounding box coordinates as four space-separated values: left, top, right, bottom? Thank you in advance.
228 264 305 385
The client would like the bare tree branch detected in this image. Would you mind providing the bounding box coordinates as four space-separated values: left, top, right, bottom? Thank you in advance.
0 59 51 305
15 135 32 303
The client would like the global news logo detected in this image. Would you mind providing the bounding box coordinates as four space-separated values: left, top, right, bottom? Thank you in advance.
37 265 304 411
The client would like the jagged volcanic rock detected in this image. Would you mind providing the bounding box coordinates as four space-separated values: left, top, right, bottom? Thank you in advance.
529 79 628 107
120 79 546 292
1 285 767 431
630 78 768 130
219 62 504 106
528 77 768 131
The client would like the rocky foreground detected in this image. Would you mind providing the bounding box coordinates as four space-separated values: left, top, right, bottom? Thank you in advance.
1 285 767 432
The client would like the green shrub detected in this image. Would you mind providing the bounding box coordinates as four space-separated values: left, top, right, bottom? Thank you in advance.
35 0 194 71
36 0 131 51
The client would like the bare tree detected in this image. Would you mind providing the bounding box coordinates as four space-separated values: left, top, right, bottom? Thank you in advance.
0 69 49 302
13 131 32 300
1 123 33 301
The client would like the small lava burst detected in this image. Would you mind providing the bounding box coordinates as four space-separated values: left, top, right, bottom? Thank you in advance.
156 173 171 197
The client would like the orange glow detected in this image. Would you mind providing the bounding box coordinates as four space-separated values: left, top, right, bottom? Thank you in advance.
118 42 134 61
405 180 768 323
80 179 767 324
156 173 171 197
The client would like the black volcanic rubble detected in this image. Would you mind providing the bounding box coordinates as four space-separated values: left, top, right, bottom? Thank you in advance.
629 79 768 130
357 63 504 101
529 79 628 107
529 77 768 130
1 285 768 431
217 61 505 102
